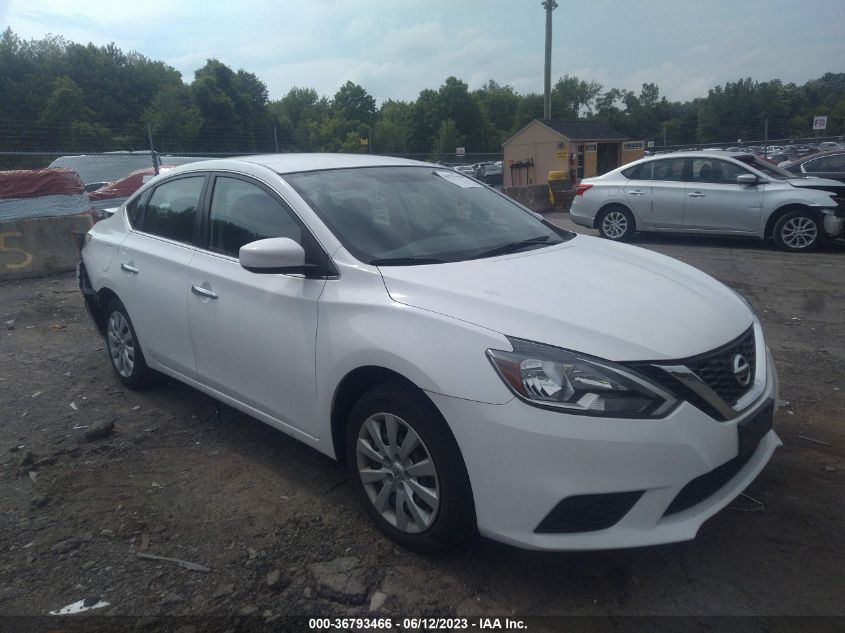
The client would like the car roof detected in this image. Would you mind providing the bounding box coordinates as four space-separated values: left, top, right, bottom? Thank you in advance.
642 151 755 160
166 153 434 176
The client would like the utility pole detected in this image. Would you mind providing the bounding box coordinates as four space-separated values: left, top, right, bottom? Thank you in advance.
663 123 667 148
542 0 558 120
273 126 280 153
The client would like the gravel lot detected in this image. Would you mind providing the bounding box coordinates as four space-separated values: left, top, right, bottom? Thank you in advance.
1 214 843 625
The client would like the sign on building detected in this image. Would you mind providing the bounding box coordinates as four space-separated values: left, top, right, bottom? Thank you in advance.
813 116 828 131
455 147 466 157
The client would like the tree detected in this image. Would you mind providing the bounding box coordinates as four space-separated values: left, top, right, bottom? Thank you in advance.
552 75 603 118
142 84 202 151
513 93 545 130
432 119 465 156
474 80 520 143
409 89 441 153
373 99 412 153
333 81 376 126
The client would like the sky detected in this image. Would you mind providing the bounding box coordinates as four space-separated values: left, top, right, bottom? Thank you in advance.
2 0 844 105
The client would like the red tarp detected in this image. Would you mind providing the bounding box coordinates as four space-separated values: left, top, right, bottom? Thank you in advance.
88 166 173 201
0 168 86 199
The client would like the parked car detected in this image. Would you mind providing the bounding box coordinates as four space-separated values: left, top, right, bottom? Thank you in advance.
477 161 503 186
782 150 845 184
817 141 843 151
571 151 845 251
79 154 780 552
770 145 818 165
453 164 477 178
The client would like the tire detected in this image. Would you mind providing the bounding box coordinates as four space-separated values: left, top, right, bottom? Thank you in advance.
345 381 476 554
597 205 636 241
773 210 823 252
104 299 159 389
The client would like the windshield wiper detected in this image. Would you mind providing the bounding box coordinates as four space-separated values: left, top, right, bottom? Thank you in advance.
469 235 553 260
370 257 448 266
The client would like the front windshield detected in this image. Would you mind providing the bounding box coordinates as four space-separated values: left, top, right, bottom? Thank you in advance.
284 166 571 264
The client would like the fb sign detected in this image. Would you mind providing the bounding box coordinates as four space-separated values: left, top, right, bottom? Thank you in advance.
813 116 828 131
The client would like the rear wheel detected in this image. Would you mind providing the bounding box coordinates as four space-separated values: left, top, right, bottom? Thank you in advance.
773 210 822 251
105 299 159 389
597 206 635 241
345 382 476 553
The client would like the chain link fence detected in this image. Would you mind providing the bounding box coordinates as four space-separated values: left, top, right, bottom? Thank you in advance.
5 123 839 222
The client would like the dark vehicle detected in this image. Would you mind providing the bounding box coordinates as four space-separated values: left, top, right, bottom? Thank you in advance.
477 162 503 186
770 146 818 165
783 151 845 184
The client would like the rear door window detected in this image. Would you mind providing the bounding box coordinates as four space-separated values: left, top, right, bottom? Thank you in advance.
140 176 205 244
622 162 653 180
651 158 686 182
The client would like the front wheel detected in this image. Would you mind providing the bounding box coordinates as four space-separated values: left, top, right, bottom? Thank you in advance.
773 210 822 251
345 382 476 554
597 206 636 241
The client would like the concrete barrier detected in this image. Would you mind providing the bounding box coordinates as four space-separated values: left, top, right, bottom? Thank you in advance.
0 213 93 280
502 184 555 213
503 184 576 213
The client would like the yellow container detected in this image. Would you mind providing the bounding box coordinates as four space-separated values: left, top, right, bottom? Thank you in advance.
547 170 568 204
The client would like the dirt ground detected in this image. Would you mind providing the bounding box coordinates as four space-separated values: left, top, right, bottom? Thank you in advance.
1 215 844 627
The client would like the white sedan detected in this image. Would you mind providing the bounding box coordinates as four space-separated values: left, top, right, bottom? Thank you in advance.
78 154 780 552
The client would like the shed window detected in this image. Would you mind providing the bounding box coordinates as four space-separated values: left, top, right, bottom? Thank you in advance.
623 142 644 151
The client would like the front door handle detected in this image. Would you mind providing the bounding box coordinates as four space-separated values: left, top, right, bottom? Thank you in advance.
191 284 219 300
120 263 139 274
687 192 705 198
627 189 645 196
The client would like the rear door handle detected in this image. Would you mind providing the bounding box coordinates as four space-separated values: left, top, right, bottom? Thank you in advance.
627 189 645 196
191 284 218 299
120 263 139 274
687 192 705 198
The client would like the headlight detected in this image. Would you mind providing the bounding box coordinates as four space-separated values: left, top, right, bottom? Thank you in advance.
487 338 677 418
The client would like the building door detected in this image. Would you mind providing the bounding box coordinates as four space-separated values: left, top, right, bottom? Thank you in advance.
597 143 620 175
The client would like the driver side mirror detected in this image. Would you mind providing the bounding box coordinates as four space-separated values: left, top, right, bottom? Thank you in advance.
239 237 307 274
736 174 759 185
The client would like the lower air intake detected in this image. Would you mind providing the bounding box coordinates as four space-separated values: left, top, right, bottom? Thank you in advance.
535 491 644 534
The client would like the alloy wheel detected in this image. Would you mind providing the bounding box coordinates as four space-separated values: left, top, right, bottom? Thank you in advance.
602 211 628 239
107 311 135 378
355 412 440 534
780 216 818 249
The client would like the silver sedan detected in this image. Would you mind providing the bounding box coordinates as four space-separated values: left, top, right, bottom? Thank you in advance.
570 152 845 251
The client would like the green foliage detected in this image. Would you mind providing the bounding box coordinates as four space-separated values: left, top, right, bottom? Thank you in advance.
333 81 377 126
432 119 465 157
1 28 844 156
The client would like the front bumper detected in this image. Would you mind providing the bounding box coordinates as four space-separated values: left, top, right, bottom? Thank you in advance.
428 346 780 550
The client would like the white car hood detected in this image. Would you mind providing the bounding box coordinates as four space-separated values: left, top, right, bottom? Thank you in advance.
378 235 752 361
